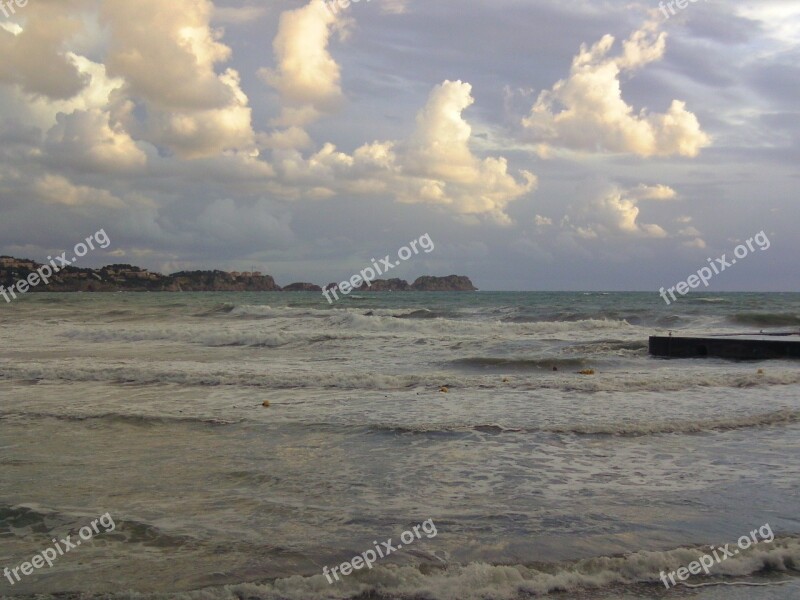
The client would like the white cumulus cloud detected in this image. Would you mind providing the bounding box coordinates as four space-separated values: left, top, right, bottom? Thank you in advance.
523 21 710 157
100 0 256 159
260 0 345 127
565 184 673 239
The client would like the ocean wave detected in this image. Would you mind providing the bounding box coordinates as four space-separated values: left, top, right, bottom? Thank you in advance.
187 304 639 337
20 536 800 599
500 311 595 323
6 409 797 437
61 328 294 349
547 370 800 394
393 308 459 320
0 503 67 533
731 313 800 328
0 411 239 427
0 503 193 549
327 312 636 336
195 303 237 317
655 314 686 327
103 309 136 317
561 339 649 355
451 357 592 371
3 361 800 393
227 304 334 319
506 318 636 335
369 409 800 437
195 304 335 320
501 309 653 326
695 297 731 304
26 296 66 304
230 304 282 318
0 363 431 390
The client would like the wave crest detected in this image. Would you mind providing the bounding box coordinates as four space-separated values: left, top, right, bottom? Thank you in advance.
32 536 798 599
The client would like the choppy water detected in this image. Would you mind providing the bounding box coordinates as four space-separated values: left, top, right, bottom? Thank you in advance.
1 291 799 599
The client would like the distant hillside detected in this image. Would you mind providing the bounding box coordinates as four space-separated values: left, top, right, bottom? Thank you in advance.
0 256 477 293
325 275 478 292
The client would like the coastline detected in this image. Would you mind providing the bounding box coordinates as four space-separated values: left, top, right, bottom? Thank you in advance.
0 256 477 294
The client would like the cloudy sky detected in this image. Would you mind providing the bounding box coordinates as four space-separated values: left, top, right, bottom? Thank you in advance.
0 0 797 290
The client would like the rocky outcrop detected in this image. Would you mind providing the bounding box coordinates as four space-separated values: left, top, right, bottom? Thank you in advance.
283 282 322 292
355 278 412 291
0 255 477 293
346 276 476 292
411 275 478 291
168 271 281 292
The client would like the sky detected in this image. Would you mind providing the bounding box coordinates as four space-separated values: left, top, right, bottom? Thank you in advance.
0 0 797 291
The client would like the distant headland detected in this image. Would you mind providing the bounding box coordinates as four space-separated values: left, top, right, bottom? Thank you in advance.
0 256 478 293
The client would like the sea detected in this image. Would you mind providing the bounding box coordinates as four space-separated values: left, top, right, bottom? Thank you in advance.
1 291 799 599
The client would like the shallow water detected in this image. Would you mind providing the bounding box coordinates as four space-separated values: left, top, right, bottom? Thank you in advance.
1 292 799 598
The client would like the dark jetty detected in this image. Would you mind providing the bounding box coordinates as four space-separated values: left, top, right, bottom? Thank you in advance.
649 333 800 360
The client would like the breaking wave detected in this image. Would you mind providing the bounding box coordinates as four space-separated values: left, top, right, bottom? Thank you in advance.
0 362 431 390
3 361 800 393
17 536 800 599
61 327 293 348
731 313 800 328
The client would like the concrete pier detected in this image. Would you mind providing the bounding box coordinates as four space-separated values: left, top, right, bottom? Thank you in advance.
649 334 800 359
